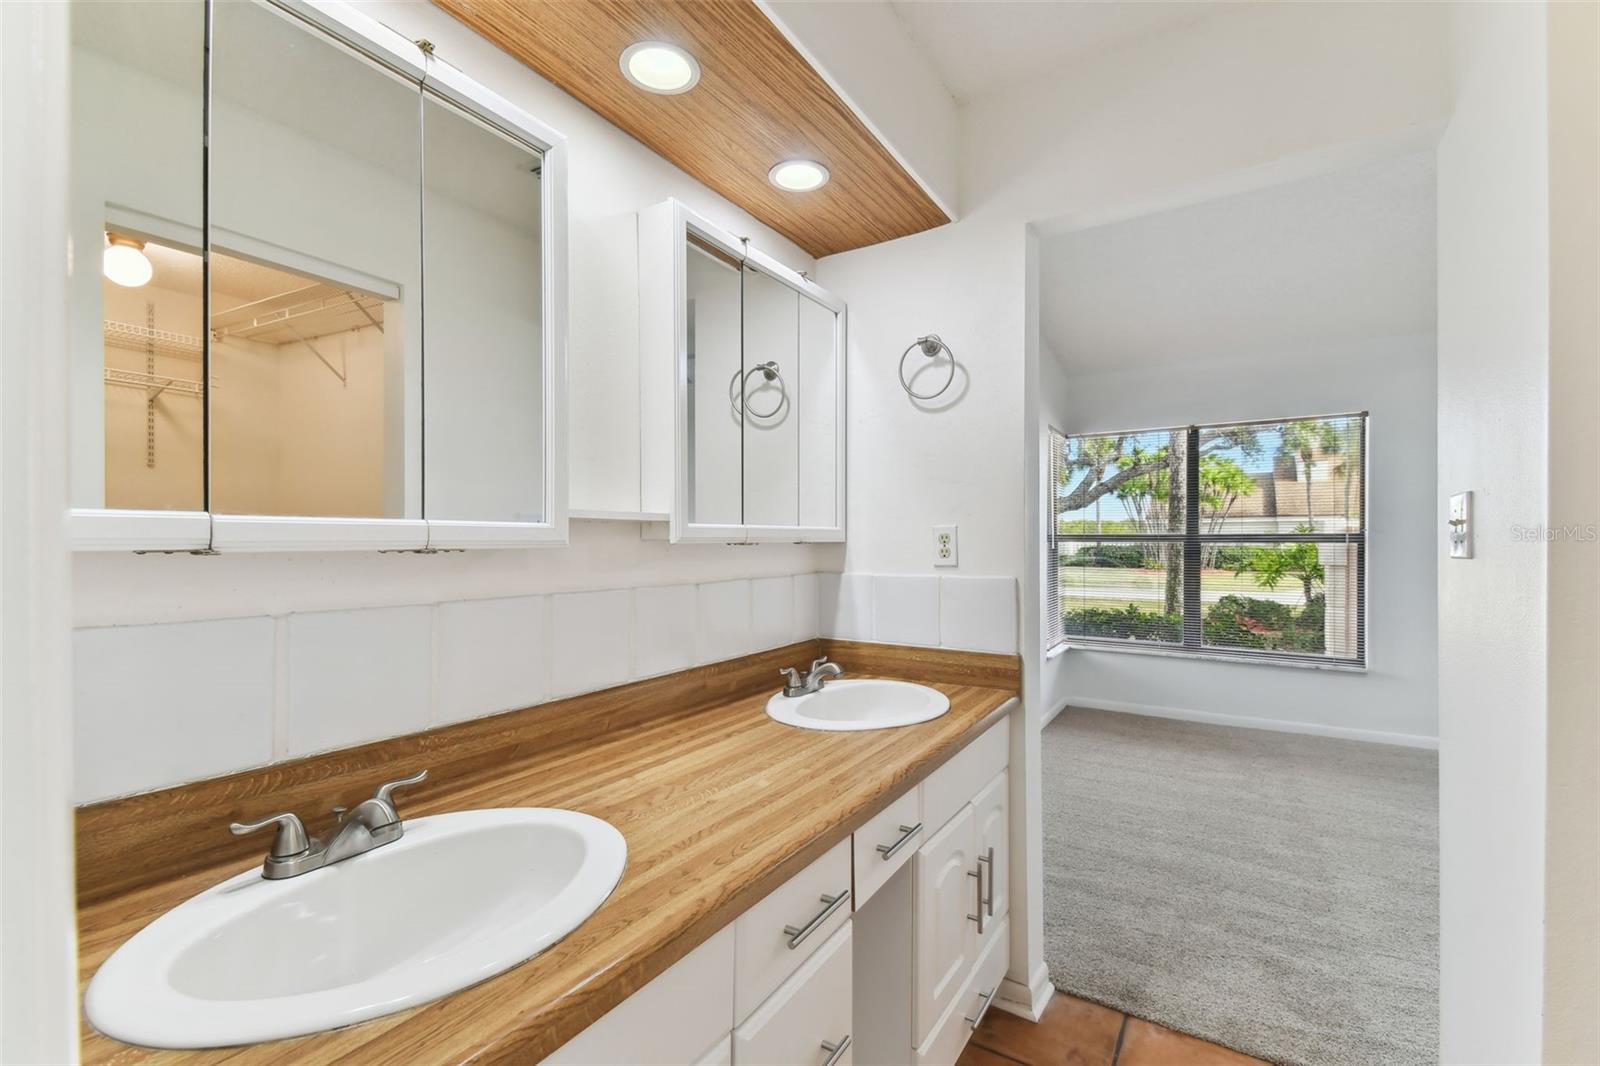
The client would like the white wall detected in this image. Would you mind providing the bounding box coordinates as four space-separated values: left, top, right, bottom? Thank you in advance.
812 0 1452 1019
1 0 79 1055
818 1 1451 586
1046 337 1439 746
1436 4 1551 1062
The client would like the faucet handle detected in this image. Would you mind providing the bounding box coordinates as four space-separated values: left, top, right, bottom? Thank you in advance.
809 656 831 673
230 812 311 858
373 769 428 809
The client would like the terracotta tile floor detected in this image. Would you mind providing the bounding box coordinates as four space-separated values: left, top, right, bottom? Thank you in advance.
958 993 1273 1066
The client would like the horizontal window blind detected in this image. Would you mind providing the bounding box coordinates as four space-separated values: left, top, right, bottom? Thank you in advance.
1048 413 1366 666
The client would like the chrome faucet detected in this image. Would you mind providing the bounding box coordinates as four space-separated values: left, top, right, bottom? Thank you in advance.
229 769 428 880
779 656 844 697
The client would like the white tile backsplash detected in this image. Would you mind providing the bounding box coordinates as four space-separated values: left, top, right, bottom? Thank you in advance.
71 572 850 800
793 573 820 643
750 576 796 652
436 596 547 725
819 573 872 640
822 571 1016 654
550 589 632 698
938 576 1018 654
696 579 754 664
871 575 941 646
633 584 697 679
287 606 432 757
74 618 276 803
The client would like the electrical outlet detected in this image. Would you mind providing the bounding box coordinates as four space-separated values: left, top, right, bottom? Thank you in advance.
933 525 958 567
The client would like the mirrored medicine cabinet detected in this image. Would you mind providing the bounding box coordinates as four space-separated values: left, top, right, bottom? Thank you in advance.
637 200 846 543
67 0 566 551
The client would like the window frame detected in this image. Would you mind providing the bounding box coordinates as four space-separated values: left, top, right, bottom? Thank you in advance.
1047 413 1368 670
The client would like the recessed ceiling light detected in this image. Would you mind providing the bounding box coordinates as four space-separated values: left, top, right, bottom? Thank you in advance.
103 233 153 288
768 159 830 192
620 41 699 95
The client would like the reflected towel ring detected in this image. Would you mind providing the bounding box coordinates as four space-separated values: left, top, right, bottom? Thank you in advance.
899 335 957 400
729 361 787 420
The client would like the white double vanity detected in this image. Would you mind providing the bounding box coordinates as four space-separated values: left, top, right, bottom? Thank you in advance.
547 715 1013 1066
65 1 1019 1064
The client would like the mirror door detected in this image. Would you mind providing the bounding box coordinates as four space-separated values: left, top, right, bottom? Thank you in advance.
796 291 840 530
740 264 800 529
69 0 207 531
208 0 421 524
684 232 744 531
421 93 546 527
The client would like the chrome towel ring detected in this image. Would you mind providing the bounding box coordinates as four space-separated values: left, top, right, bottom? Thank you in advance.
729 360 788 420
899 334 957 400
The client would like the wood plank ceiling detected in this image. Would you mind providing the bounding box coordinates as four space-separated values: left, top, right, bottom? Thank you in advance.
430 0 952 258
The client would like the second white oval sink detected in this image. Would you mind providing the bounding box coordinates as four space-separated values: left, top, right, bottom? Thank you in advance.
766 678 950 731
85 807 626 1049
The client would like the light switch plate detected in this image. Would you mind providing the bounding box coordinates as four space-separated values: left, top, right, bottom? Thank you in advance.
1449 491 1473 559
933 525 958 567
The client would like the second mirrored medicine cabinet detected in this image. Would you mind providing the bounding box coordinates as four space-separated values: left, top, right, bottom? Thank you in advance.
633 199 847 544
69 0 567 552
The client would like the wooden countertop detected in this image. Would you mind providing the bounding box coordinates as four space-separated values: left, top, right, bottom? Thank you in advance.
77 639 1018 1065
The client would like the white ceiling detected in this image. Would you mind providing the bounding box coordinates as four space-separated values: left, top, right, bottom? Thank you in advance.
887 0 1240 104
1039 151 1438 375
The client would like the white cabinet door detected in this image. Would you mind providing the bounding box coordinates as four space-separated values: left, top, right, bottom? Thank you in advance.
913 805 978 1047
972 769 1009 942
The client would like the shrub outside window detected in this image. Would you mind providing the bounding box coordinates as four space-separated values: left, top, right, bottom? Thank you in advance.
1046 414 1366 667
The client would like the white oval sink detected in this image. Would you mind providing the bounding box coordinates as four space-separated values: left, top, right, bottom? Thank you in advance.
85 807 626 1049
766 679 950 731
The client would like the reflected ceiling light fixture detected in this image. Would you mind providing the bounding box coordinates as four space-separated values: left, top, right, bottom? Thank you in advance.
620 41 700 95
103 233 153 288
768 159 829 192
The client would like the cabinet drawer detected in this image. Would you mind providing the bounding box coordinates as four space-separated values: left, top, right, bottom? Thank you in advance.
922 717 1009 840
734 923 853 1066
736 837 853 1023
544 925 734 1065
914 915 1010 1066
853 784 922 908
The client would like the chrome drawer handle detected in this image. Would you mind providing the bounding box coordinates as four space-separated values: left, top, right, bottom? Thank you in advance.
784 889 850 950
965 985 998 1030
875 822 922 861
820 1034 851 1066
967 858 985 934
979 846 995 917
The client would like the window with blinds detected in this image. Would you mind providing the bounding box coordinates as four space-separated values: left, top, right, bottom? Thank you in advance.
1046 414 1366 666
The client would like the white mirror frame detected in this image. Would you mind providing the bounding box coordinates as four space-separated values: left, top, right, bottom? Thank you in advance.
652 200 846 545
68 0 568 552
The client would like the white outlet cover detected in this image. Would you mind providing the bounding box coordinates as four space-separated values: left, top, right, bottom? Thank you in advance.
1449 491 1473 559
933 525 958 567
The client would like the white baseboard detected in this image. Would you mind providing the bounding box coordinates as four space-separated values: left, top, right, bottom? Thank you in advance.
994 961 1054 1021
1049 696 1439 750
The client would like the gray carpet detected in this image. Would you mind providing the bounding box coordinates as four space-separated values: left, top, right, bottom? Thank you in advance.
1042 708 1438 1066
